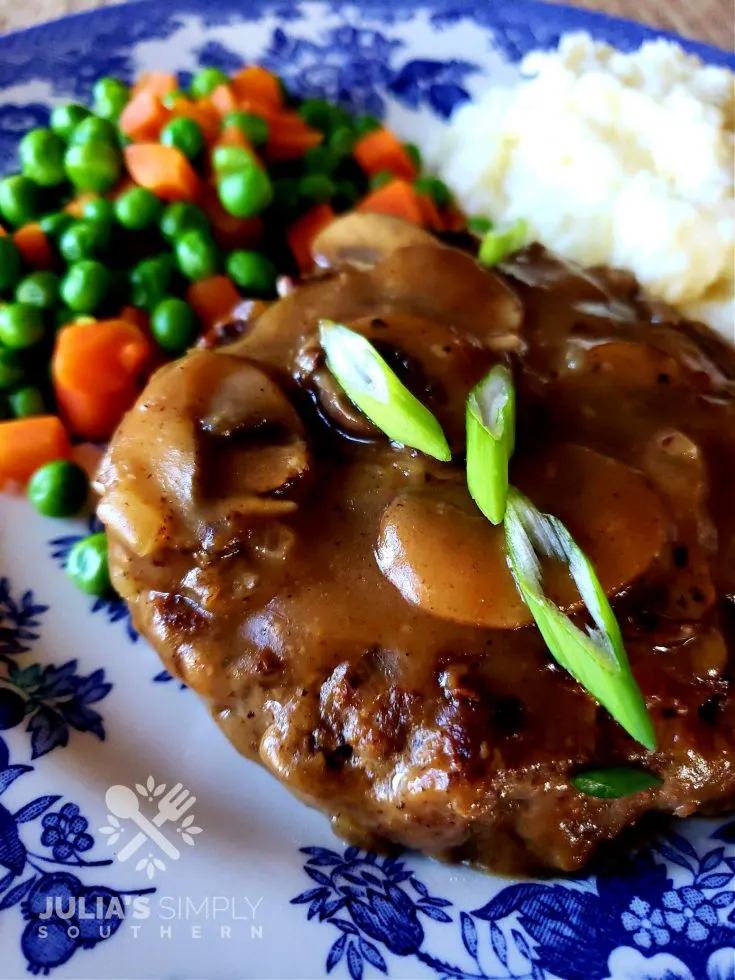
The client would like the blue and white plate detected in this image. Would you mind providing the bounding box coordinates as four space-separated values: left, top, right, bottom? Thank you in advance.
0 3 734 978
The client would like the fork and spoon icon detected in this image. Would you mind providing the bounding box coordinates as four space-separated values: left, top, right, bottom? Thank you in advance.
105 783 196 862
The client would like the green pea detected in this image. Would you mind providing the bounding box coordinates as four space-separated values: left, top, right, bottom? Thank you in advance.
0 349 25 390
160 117 205 160
299 174 336 204
93 76 130 121
0 237 22 292
0 176 41 227
303 146 338 176
9 385 45 418
414 176 452 210
175 230 220 282
161 90 186 110
328 126 355 159
223 111 269 147
298 98 334 134
190 67 229 99
0 303 45 349
60 260 110 313
114 186 163 230
82 197 115 225
354 114 381 136
15 271 60 309
151 297 198 353
218 168 273 219
272 177 300 212
160 202 210 241
64 141 121 193
50 103 91 140
129 255 177 311
211 145 254 176
225 250 276 295
69 116 118 146
19 129 66 187
66 532 111 596
404 142 422 170
369 170 394 191
39 212 73 239
59 221 107 262
28 459 88 518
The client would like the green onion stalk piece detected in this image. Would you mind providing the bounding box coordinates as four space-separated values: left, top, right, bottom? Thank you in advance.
479 219 528 267
504 488 656 751
571 767 663 799
319 320 451 461
466 364 515 524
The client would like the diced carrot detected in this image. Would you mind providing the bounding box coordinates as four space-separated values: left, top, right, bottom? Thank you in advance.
416 192 443 231
131 72 178 99
64 192 98 218
353 128 418 181
186 276 242 330
202 185 263 250
264 112 323 162
209 84 239 117
356 179 424 225
170 98 221 143
12 224 55 270
53 319 153 440
0 226 7 236
124 144 201 202
212 125 254 152
230 66 282 109
286 203 335 273
0 416 71 487
119 90 171 142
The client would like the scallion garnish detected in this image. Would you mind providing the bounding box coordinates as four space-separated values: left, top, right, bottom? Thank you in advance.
319 320 451 461
466 364 515 524
571 767 663 799
479 219 528 267
504 488 656 751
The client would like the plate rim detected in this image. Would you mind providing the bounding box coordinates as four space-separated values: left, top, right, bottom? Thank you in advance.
0 0 733 70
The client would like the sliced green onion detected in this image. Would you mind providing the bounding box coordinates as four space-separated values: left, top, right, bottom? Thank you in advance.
571 767 663 799
319 320 451 462
479 219 528 267
504 488 656 750
466 365 515 524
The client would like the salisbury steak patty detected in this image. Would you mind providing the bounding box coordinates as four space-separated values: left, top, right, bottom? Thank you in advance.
96 223 735 873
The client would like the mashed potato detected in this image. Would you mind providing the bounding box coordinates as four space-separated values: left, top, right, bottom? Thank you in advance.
431 34 735 341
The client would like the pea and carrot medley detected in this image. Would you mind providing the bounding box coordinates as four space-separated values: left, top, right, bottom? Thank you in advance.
0 63 463 598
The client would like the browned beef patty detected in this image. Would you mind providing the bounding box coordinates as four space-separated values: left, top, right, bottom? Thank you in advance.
95 226 735 873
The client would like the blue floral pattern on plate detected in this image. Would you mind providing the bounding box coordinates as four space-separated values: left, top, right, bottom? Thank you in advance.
0 1 733 977
293 836 735 980
0 580 112 759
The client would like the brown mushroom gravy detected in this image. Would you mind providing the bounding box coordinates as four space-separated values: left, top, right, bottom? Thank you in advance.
96 217 735 874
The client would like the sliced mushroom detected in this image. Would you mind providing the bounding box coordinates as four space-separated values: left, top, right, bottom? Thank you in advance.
311 211 440 271
377 444 667 629
638 430 717 619
377 484 530 629
97 351 309 557
298 311 500 450
372 245 524 343
564 341 684 387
